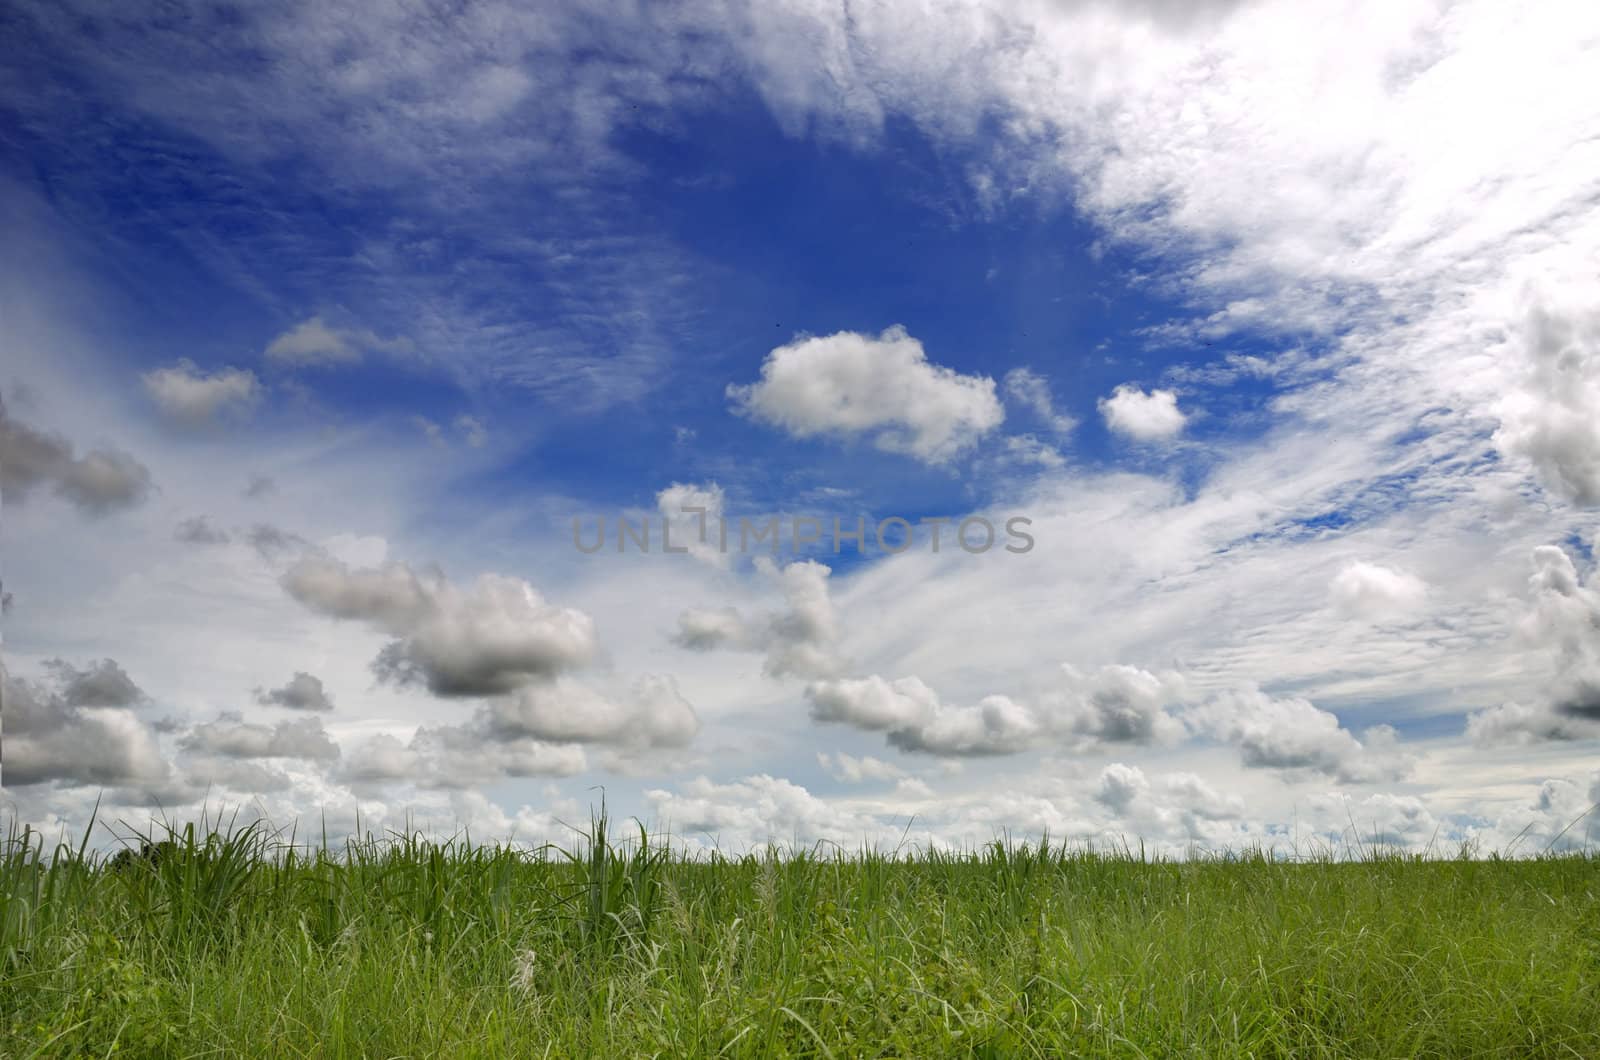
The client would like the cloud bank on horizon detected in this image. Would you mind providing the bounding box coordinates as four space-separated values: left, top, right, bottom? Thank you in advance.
2 0 1599 854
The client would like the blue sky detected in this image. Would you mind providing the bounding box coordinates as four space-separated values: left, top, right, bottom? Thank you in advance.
3 0 1600 853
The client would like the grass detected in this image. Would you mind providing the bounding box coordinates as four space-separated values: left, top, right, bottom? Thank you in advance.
1 808 1598 1057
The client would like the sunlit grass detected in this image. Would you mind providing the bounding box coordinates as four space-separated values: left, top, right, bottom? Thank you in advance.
1 808 1597 1057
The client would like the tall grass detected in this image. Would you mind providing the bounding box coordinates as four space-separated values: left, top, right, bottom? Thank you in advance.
1 810 1597 1057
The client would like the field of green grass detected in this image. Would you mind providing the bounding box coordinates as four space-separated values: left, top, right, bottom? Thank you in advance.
2 811 1597 1058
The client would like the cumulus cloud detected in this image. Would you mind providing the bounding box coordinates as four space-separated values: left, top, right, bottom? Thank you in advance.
672 558 842 679
1099 385 1187 441
142 359 261 428
342 725 588 790
282 555 597 697
340 734 422 786
727 326 1004 463
180 712 340 760
1003 367 1077 434
1466 545 1600 743
1330 561 1427 620
480 675 699 749
807 665 1186 757
646 774 876 846
1094 762 1150 813
263 315 411 367
0 398 152 515
1493 289 1600 506
254 671 334 711
41 658 145 707
1189 687 1414 783
656 481 729 568
0 661 177 797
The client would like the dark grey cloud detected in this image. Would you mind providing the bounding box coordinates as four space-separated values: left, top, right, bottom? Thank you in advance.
246 524 308 560
282 555 596 698
244 474 276 499
179 755 294 793
176 515 231 545
41 657 145 707
254 671 334 712
0 398 153 516
179 712 339 760
0 661 175 790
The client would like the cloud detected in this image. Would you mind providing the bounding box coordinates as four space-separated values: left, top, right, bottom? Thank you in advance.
998 434 1066 470
806 664 1187 757
456 414 488 448
244 474 276 499
1188 687 1414 783
1493 288 1600 506
0 397 152 515
263 315 414 368
1094 762 1150 813
1099 385 1187 441
246 524 308 560
180 756 294 793
142 359 261 428
282 555 597 697
728 326 1004 463
817 751 908 784
656 482 730 568
412 416 446 446
672 558 842 679
1003 367 1077 434
1330 561 1427 620
340 734 422 786
1466 545 1600 743
41 657 145 707
179 712 340 760
479 674 699 749
412 728 588 787
254 671 334 711
0 661 177 795
645 774 878 846
175 515 231 546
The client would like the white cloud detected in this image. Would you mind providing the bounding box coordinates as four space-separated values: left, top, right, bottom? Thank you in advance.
728 326 1004 463
656 482 729 569
1492 286 1600 506
1330 561 1427 620
806 664 1187 757
672 557 843 679
1466 545 1600 744
1188 687 1415 783
482 675 699 749
1003 367 1077 434
142 359 261 428
263 315 411 367
817 751 907 784
1099 385 1187 441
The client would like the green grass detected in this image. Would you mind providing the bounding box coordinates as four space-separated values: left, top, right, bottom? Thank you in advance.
2 809 1598 1058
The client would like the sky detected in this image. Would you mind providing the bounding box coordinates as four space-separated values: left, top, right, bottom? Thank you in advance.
2 0 1599 855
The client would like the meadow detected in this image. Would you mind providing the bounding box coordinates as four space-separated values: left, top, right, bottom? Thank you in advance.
1 811 1597 1058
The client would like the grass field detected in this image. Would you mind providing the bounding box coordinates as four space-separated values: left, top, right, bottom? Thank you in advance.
2 811 1597 1058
